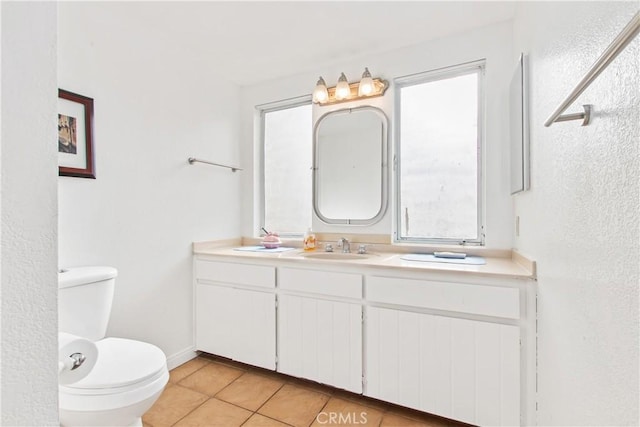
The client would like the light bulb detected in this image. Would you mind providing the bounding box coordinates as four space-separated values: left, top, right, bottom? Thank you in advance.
335 72 350 100
312 77 329 103
358 67 374 96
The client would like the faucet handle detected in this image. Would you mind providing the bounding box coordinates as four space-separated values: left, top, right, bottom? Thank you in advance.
325 243 334 252
357 244 367 254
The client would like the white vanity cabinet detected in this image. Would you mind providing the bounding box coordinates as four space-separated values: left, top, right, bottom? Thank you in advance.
194 259 276 370
364 275 526 427
193 249 535 427
277 267 363 393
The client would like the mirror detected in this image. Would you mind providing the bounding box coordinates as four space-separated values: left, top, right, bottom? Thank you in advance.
510 53 530 194
313 106 388 225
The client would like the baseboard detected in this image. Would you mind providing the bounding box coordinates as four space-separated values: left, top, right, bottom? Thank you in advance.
166 346 199 370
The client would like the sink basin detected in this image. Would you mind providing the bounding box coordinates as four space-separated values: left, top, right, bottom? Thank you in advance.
300 252 372 260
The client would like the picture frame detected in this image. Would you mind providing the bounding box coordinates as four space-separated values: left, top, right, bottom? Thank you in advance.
58 89 95 178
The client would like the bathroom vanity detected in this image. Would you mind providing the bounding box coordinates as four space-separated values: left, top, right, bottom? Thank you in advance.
192 242 536 427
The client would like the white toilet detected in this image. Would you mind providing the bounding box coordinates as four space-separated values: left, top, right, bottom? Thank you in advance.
58 266 169 427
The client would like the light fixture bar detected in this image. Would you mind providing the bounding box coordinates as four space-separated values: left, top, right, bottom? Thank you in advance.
314 77 389 105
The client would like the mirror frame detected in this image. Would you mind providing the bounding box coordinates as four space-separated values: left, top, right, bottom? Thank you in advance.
510 53 530 195
312 105 389 225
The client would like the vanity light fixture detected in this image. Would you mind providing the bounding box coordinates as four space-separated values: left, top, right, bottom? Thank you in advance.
312 68 389 105
358 67 374 96
335 73 351 100
312 77 329 104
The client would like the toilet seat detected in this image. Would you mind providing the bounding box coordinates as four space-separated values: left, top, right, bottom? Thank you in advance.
60 338 169 412
62 338 167 392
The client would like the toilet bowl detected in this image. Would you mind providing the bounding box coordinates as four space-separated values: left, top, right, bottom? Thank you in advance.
59 338 168 427
58 267 169 427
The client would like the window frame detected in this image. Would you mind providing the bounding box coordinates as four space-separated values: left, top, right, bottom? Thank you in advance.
257 95 312 238
393 60 486 245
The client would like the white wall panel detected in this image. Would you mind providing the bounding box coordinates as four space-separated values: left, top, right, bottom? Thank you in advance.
57 2 243 363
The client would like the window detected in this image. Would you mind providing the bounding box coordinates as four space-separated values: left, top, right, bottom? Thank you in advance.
260 98 312 235
395 61 484 244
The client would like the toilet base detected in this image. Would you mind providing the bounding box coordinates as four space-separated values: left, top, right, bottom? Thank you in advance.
60 388 161 427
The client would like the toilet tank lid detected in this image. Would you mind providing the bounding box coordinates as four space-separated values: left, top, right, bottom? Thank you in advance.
59 266 118 289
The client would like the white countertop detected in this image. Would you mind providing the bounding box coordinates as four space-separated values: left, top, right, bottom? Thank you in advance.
193 239 536 280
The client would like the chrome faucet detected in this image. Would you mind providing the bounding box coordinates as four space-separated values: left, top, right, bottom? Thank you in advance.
338 237 351 253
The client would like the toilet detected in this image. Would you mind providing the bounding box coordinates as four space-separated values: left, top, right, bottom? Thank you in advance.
58 266 169 427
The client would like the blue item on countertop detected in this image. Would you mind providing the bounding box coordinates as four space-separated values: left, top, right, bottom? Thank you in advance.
434 251 467 259
400 253 486 265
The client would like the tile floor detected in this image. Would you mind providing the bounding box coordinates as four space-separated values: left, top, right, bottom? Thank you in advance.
143 354 470 427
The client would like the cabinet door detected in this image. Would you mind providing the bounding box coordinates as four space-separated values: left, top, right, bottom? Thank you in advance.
278 294 362 393
366 307 520 426
196 283 275 370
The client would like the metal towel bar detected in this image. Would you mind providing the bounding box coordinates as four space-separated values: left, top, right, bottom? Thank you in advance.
187 157 242 172
544 11 640 127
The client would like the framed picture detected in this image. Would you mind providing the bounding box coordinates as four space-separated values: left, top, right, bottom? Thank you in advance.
58 89 95 178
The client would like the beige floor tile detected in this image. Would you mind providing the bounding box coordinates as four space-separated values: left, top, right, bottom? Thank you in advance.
311 397 382 427
174 398 252 427
169 357 210 383
178 361 245 396
242 413 291 427
142 384 208 427
285 376 335 396
381 412 448 427
198 353 249 371
386 406 454 427
258 383 330 427
216 371 285 411
310 397 383 427
332 389 393 413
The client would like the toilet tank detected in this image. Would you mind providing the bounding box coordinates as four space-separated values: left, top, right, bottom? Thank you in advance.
58 266 118 341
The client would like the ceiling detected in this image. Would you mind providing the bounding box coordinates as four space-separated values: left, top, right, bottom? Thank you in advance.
90 1 518 86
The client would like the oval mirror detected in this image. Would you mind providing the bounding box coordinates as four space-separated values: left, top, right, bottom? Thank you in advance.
313 106 388 225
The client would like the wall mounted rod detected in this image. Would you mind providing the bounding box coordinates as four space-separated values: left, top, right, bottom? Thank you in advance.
544 11 640 127
187 157 242 172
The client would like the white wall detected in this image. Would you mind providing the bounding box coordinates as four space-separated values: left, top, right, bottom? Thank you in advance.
240 21 515 249
513 2 639 425
1 2 59 424
57 2 242 365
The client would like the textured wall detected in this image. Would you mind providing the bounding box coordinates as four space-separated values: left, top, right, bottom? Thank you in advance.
1 2 59 425
513 2 639 425
57 2 242 365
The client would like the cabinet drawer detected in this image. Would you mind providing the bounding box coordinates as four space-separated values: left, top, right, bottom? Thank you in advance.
279 268 362 299
196 259 275 289
367 276 519 319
